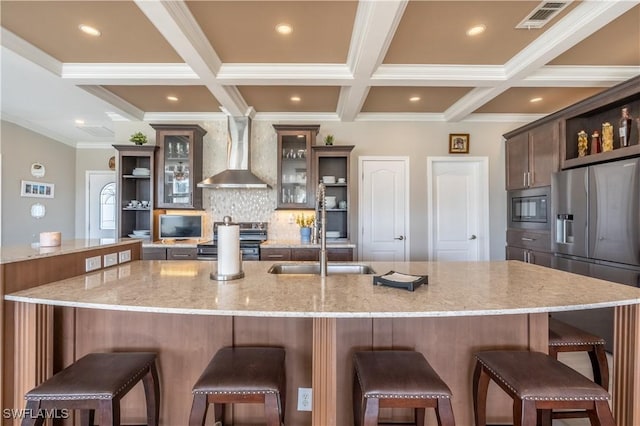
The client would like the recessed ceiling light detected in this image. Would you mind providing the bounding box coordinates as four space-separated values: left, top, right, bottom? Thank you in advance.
75 119 85 125
466 24 486 36
530 97 543 103
79 24 101 37
275 23 293 35
290 96 301 102
409 96 421 102
167 96 179 102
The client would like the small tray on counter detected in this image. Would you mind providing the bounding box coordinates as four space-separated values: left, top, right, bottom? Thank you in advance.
373 271 428 292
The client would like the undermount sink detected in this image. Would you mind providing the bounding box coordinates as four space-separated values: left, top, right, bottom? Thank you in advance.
268 263 376 275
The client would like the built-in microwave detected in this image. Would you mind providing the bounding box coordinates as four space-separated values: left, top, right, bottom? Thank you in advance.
508 186 550 230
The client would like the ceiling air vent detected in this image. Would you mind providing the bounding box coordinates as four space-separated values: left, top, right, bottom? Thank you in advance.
516 1 570 29
76 125 115 138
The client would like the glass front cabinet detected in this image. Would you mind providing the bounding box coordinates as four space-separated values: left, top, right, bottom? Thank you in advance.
151 124 207 210
274 124 319 209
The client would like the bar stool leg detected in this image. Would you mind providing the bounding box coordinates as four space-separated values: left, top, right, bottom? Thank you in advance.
20 400 43 426
594 400 615 426
415 407 425 426
435 397 455 426
362 397 380 426
473 362 490 426
264 393 281 426
514 399 537 426
588 346 609 390
79 409 95 426
213 402 224 424
188 394 209 426
142 363 160 426
97 400 119 426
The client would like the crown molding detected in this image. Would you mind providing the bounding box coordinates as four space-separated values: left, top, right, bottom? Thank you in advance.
143 112 226 121
1 112 75 147
253 112 341 122
76 142 117 150
79 86 145 121
355 112 445 122
1 29 62 76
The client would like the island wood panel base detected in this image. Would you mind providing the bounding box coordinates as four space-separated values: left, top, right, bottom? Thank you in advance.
311 314 548 426
1 242 141 421
233 316 314 426
9 303 53 426
614 304 640 426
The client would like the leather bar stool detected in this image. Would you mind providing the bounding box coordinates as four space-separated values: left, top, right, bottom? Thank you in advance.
473 350 614 426
548 317 609 419
21 352 160 426
188 346 286 426
353 350 455 426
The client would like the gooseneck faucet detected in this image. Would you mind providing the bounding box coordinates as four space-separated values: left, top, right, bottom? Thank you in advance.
317 183 327 277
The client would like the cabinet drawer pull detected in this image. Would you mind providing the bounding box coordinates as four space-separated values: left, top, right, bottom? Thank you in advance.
268 254 285 258
521 237 536 241
172 254 192 258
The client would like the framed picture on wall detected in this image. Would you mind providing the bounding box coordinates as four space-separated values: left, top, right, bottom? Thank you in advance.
20 180 55 198
449 133 470 154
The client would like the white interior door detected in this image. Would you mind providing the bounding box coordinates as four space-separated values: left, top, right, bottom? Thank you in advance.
359 157 409 261
87 171 116 241
427 157 489 261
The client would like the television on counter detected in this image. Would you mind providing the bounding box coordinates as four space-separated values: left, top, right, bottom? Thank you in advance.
159 214 203 240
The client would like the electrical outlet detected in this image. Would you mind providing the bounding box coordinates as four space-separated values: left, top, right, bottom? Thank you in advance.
297 387 312 411
85 256 101 272
118 249 131 263
103 253 118 267
288 213 295 224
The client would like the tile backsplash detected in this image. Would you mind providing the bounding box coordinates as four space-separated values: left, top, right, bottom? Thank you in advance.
198 120 311 241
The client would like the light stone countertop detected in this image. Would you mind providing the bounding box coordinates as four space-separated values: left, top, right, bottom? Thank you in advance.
261 240 356 248
5 260 640 318
0 239 141 265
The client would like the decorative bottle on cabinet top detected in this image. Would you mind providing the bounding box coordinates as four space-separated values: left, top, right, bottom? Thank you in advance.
577 130 588 157
619 106 633 147
591 131 601 155
601 123 614 152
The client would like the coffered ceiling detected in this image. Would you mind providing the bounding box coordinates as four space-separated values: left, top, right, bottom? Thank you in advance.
1 0 639 146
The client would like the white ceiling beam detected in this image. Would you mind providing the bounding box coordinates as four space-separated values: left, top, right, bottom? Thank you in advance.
445 0 638 122
522 65 640 86
337 0 408 121
371 65 506 86
79 85 145 121
62 63 199 85
216 63 354 85
134 0 248 116
1 28 62 76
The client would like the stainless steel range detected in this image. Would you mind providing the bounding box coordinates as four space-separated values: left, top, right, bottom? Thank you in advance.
197 222 267 260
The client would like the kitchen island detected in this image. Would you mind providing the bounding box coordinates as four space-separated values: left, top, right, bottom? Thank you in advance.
4 260 640 426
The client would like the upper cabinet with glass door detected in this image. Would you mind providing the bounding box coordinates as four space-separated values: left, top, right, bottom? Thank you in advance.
151 124 207 210
274 125 319 209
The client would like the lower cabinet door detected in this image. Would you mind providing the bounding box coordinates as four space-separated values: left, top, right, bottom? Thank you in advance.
292 248 319 261
142 247 167 260
260 248 292 261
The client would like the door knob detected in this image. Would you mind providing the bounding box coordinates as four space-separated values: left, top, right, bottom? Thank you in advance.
394 235 404 240
469 235 477 240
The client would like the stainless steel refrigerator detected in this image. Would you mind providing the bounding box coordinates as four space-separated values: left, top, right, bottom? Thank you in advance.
551 157 640 351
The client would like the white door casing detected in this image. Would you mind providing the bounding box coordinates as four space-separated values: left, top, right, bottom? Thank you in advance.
427 157 490 261
358 157 410 261
86 171 116 240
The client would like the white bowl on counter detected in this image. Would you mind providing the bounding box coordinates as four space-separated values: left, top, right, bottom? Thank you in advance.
326 231 341 239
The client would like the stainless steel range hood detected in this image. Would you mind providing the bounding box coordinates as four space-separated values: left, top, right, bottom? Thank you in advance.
197 116 271 189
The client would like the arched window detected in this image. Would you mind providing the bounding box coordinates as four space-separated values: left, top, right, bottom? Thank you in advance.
100 183 116 230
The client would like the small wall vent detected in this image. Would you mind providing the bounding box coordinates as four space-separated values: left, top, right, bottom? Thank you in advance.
516 1 570 29
76 125 115 137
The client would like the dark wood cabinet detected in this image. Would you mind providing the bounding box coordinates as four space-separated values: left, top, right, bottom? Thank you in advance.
505 229 552 267
506 246 553 267
273 125 319 209
151 124 206 210
260 247 353 261
505 120 559 190
114 145 158 240
142 247 197 260
312 145 354 240
561 76 640 169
